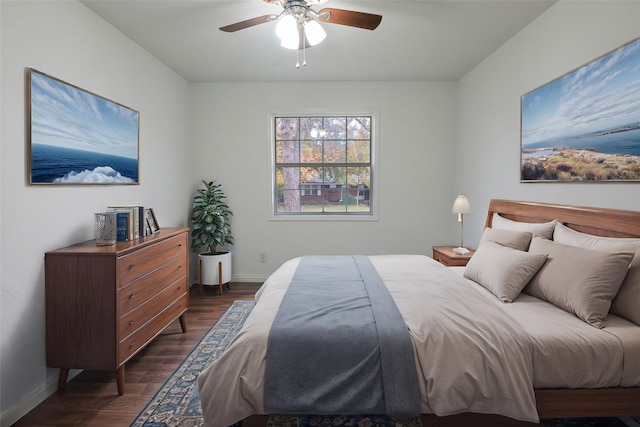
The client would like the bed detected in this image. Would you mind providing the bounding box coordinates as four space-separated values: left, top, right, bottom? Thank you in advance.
197 199 640 426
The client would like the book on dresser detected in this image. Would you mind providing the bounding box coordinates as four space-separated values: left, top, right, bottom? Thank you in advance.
107 205 147 239
115 211 129 242
45 227 189 395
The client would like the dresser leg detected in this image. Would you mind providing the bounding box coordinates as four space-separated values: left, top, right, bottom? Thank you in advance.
57 368 69 395
179 313 187 333
116 366 125 396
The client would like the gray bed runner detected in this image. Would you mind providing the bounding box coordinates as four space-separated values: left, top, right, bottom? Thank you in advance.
263 256 420 418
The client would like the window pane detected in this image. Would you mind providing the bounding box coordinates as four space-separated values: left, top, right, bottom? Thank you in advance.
323 140 346 163
276 140 300 164
347 140 370 163
323 117 346 139
301 196 324 212
276 167 301 213
300 117 324 140
347 166 371 187
276 117 298 140
346 166 371 212
347 117 370 140
301 140 322 163
324 166 345 187
301 166 322 185
276 189 302 213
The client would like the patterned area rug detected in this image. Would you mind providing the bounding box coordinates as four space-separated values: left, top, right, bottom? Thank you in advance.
130 300 640 427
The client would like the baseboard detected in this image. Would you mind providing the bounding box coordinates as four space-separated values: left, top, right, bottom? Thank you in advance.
0 369 81 427
231 274 267 283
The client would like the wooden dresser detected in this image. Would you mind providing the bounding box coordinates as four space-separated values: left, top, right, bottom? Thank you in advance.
45 227 189 395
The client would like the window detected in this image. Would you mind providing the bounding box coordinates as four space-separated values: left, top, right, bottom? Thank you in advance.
272 114 375 217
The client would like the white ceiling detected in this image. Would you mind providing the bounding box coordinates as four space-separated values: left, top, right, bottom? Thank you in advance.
81 0 556 83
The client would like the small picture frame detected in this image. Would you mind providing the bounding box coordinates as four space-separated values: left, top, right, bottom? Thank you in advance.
145 208 160 234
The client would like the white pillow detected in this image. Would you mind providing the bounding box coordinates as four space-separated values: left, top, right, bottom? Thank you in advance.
464 241 547 303
479 227 532 251
491 213 556 240
553 222 640 326
525 236 635 328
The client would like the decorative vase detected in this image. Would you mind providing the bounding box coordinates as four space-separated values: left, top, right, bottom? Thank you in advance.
95 212 117 246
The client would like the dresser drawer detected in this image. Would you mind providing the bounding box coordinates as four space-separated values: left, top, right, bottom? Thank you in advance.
118 255 186 314
119 276 187 339
117 233 187 287
118 293 188 364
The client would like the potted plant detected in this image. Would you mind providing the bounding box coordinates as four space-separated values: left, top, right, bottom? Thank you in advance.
190 180 233 294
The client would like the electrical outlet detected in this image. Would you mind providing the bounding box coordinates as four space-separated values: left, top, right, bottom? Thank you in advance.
259 253 267 263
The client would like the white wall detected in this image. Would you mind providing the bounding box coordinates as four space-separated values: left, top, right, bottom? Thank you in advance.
189 81 458 280
457 0 640 248
0 1 191 424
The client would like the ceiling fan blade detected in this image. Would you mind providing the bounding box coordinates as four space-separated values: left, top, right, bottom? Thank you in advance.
220 14 277 32
318 8 382 30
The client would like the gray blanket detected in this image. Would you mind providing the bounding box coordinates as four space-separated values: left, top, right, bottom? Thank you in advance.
263 255 420 418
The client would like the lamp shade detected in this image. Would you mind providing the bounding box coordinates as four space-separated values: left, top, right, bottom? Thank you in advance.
452 194 472 214
304 20 326 46
276 14 299 50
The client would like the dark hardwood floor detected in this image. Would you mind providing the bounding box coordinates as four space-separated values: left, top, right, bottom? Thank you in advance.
12 283 260 427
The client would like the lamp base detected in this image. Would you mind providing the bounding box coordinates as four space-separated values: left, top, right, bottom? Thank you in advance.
453 247 470 255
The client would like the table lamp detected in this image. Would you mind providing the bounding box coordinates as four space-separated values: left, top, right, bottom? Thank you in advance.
452 194 472 254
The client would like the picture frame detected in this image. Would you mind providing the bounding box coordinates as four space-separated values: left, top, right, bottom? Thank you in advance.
521 37 640 182
28 68 140 185
145 208 160 233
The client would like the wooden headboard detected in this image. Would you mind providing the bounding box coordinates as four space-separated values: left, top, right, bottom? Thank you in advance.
485 199 640 239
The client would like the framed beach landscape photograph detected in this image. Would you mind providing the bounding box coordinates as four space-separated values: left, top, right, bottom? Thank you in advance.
521 37 640 182
28 68 139 185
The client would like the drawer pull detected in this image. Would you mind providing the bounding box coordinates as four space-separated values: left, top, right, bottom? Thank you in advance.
129 344 133 349
129 320 134 325
129 264 135 270
129 294 135 299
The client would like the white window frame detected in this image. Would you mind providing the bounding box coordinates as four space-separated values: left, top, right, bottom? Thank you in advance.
268 107 379 222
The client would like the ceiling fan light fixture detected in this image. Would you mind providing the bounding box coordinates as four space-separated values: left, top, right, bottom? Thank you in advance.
280 31 300 50
276 14 299 49
304 19 326 46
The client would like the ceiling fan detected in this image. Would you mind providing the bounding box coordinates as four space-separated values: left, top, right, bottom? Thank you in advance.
220 0 382 66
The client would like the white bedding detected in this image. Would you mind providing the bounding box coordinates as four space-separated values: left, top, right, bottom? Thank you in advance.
197 255 640 427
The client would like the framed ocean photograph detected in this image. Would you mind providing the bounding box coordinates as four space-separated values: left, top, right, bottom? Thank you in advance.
28 68 139 185
521 37 640 182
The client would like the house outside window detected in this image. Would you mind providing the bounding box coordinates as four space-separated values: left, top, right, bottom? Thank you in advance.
271 112 377 219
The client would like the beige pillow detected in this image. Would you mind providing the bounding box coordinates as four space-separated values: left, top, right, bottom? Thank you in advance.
525 236 635 328
491 213 556 240
464 241 547 303
479 227 532 251
553 222 640 326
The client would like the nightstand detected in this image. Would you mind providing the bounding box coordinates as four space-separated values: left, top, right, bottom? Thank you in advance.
432 246 475 267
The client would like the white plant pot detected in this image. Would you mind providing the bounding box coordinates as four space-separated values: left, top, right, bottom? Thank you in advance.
198 251 232 286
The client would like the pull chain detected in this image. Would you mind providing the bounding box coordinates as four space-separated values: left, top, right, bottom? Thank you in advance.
302 30 307 67
295 29 307 68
